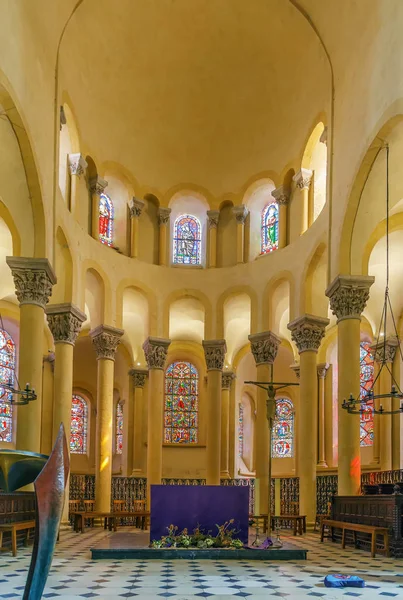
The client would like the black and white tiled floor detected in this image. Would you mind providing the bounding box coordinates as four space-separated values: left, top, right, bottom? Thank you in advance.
0 528 402 599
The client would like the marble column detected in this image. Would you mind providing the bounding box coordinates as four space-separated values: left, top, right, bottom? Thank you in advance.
271 186 290 250
158 208 171 266
143 337 170 502
41 352 55 456
317 363 329 468
89 176 108 241
232 205 249 264
90 324 124 512
207 210 219 268
129 368 148 476
6 257 56 453
293 169 312 234
202 339 227 485
129 197 145 259
67 153 87 217
326 275 375 495
248 330 281 515
288 315 329 529
221 371 235 479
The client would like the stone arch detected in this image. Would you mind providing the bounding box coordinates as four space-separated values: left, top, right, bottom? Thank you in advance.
52 226 74 304
300 240 328 317
263 271 295 333
163 288 212 341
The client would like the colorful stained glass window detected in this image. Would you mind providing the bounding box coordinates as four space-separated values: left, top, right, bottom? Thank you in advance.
261 202 279 254
238 403 244 458
360 341 374 447
0 328 15 443
70 394 88 454
173 215 201 265
99 193 114 246
116 401 123 454
164 361 198 443
271 398 294 458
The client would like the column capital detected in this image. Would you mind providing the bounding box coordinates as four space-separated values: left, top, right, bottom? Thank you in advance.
317 362 329 379
207 210 220 229
46 303 86 345
293 168 313 190
248 331 281 366
68 153 87 177
232 205 249 224
202 339 227 371
129 367 148 387
287 314 329 354
142 337 171 370
325 275 375 322
158 207 171 225
290 363 300 379
129 197 145 218
6 257 57 309
271 185 291 205
90 324 124 360
370 338 399 364
89 175 108 196
222 371 235 390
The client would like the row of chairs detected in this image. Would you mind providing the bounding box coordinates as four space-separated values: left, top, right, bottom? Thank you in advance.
69 499 146 513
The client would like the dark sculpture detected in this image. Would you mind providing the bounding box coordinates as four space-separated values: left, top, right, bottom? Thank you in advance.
0 449 48 492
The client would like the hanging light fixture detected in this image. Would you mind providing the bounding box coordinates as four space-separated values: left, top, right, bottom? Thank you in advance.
342 144 403 416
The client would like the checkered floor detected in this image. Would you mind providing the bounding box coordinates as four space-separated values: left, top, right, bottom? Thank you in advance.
0 528 402 599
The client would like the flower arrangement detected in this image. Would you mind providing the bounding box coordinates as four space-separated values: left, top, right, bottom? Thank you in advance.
150 519 244 549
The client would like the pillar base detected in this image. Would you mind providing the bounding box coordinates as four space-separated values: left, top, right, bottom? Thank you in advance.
317 461 328 468
131 469 145 477
220 471 230 479
59 520 71 532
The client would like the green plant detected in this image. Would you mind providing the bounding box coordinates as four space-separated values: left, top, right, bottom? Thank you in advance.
150 520 244 550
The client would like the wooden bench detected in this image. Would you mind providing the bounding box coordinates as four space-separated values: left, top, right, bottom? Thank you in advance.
320 519 389 558
0 520 36 557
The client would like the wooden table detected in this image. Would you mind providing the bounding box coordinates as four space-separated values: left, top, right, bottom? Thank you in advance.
249 514 269 533
271 514 306 536
71 511 150 533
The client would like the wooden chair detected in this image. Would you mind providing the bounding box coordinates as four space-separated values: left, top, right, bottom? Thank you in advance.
314 501 331 533
83 500 95 527
113 500 126 512
69 500 81 514
133 500 147 528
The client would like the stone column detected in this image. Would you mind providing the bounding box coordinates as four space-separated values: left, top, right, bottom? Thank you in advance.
67 153 87 218
221 371 235 479
248 331 281 515
293 169 312 234
143 337 170 502
6 257 56 453
41 352 55 455
392 353 401 470
326 275 375 495
158 208 171 266
90 324 124 512
129 368 148 476
89 176 108 241
202 339 227 485
129 197 145 259
324 364 334 468
371 338 398 471
317 363 329 468
232 205 249 264
288 315 329 529
271 186 290 250
207 210 219 268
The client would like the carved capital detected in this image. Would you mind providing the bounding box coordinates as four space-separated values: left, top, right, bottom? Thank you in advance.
222 371 235 390
293 168 313 190
290 363 300 379
158 207 171 225
89 176 108 196
370 338 399 364
46 303 86 346
232 205 249 224
248 331 281 366
317 362 329 379
90 324 124 360
129 368 148 388
271 185 291 205
6 257 57 309
142 337 171 370
202 339 227 371
207 210 220 229
325 275 375 322
68 153 88 177
129 197 145 218
288 314 329 354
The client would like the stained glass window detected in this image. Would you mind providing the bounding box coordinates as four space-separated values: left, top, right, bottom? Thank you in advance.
0 329 16 443
70 394 88 454
360 341 374 447
261 202 279 254
238 403 244 458
116 401 123 454
271 398 294 458
173 215 201 265
99 193 114 246
164 361 198 443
